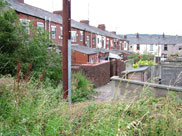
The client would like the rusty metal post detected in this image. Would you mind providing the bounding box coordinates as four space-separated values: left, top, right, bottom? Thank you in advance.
62 0 71 99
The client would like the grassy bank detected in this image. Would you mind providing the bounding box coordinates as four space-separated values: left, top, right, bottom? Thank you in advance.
1 78 182 135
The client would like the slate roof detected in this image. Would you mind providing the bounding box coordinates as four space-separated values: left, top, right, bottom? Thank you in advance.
126 36 182 45
122 66 149 74
71 45 98 55
109 49 124 55
8 0 124 40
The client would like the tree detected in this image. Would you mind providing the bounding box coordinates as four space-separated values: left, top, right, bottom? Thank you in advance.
0 0 62 87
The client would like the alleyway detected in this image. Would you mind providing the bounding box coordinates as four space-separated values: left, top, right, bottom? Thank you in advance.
94 81 117 101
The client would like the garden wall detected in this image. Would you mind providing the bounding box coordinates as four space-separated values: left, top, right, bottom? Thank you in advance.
72 60 126 87
111 76 182 100
72 62 110 87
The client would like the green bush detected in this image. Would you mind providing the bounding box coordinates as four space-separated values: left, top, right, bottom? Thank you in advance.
132 60 156 68
72 73 95 103
170 53 179 57
0 0 62 87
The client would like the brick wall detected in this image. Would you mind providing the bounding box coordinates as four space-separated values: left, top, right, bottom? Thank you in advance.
110 59 126 77
18 12 62 45
72 60 126 87
72 62 110 87
71 51 89 64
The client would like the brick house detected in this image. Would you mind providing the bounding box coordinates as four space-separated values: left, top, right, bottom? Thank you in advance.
8 0 128 65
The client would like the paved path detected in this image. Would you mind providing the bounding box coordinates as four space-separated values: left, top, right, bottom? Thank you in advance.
94 81 118 101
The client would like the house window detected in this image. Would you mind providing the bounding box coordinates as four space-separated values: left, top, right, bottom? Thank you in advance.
20 19 30 35
137 44 140 50
80 31 83 41
37 22 44 32
51 26 56 39
107 39 109 49
98 38 100 44
179 46 182 50
60 26 63 37
71 31 77 42
111 40 113 47
150 44 153 51
130 46 132 48
86 36 90 47
92 37 95 45
89 57 94 63
164 44 168 51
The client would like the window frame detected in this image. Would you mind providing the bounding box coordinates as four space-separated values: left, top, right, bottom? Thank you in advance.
137 44 140 50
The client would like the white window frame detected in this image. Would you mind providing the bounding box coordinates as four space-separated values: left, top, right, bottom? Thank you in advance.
20 19 30 35
51 26 56 39
71 31 77 42
111 40 113 47
37 22 44 32
150 44 154 51
89 57 94 64
80 31 83 41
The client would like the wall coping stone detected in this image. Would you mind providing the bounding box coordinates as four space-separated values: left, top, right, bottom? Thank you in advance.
111 76 182 92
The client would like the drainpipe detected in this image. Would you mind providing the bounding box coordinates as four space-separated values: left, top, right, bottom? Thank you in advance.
49 17 51 39
44 16 47 31
91 32 92 48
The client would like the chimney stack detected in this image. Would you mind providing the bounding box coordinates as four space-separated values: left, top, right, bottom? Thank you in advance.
17 0 24 3
111 31 116 35
124 35 127 39
162 33 165 38
136 33 139 39
80 20 89 25
98 24 106 31
53 10 63 16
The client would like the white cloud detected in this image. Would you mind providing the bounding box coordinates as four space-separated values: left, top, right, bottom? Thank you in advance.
25 0 182 35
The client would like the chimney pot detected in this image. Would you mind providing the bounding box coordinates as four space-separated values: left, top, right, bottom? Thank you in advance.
53 10 63 16
17 0 24 3
80 20 89 25
98 24 106 31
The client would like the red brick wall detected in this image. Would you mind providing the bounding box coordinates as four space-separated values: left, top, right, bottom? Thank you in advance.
71 51 89 64
72 62 111 87
89 54 98 63
71 28 84 45
17 12 62 45
110 59 126 77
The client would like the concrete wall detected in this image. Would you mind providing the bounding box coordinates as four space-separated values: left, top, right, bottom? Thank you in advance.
111 77 182 100
161 64 182 87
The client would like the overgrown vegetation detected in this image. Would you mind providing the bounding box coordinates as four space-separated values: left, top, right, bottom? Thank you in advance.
128 52 154 64
132 60 156 68
0 0 62 87
0 0 94 102
1 78 182 135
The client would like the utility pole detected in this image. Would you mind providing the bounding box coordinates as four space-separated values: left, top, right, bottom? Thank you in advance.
62 0 71 99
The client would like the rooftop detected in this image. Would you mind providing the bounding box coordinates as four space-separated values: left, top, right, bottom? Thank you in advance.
126 36 182 45
8 0 124 40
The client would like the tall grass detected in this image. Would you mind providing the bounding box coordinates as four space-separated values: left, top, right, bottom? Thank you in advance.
1 78 182 135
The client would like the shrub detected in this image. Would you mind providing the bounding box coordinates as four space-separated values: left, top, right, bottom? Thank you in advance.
132 60 156 68
72 73 95 103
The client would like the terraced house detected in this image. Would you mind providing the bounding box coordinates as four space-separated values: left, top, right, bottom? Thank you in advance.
125 33 182 61
8 0 128 64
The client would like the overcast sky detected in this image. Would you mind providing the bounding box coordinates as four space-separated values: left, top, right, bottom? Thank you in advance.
24 0 182 35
